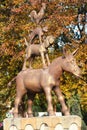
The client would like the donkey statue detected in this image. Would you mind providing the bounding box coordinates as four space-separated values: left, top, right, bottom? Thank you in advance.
8 48 81 117
22 35 55 70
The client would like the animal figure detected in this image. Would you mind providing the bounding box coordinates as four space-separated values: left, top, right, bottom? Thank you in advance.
22 35 55 70
29 3 46 24
8 49 81 117
29 26 48 44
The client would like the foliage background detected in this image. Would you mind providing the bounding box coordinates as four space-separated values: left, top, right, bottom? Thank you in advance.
0 0 87 127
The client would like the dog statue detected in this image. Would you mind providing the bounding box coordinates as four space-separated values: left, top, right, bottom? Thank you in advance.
22 35 55 70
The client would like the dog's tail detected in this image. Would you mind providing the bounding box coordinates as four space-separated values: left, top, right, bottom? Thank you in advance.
7 76 16 87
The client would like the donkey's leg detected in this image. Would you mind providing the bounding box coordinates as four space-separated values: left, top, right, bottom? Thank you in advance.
27 92 35 117
13 92 26 117
13 96 20 117
13 79 27 117
44 87 55 116
54 87 70 116
39 34 42 44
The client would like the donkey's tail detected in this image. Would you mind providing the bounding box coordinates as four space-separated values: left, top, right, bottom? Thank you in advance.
7 76 16 87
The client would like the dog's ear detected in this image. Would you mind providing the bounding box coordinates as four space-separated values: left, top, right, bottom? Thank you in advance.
43 26 48 32
62 46 67 58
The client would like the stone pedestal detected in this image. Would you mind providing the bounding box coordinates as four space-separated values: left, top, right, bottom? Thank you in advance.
3 115 81 130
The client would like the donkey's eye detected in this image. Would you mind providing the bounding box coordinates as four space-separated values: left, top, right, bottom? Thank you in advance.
71 60 74 63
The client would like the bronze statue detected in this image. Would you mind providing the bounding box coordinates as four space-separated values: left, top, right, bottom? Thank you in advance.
29 26 48 44
8 49 81 117
29 3 46 24
22 35 55 70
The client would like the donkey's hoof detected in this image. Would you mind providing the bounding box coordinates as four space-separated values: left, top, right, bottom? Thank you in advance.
64 112 70 116
28 113 33 117
43 66 48 69
22 67 27 71
13 113 19 118
48 111 56 116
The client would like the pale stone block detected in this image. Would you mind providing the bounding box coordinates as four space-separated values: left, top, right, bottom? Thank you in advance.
3 115 81 130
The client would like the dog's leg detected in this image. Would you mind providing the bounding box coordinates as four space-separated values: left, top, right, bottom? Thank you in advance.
28 57 33 69
40 52 47 68
45 53 50 66
39 34 43 44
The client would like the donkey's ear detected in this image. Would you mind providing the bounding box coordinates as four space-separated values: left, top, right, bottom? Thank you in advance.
72 48 79 56
24 37 28 46
63 46 67 57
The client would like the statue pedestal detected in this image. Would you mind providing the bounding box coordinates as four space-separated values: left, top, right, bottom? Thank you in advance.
3 115 81 130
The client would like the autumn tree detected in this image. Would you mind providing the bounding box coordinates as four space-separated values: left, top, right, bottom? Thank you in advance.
0 0 87 125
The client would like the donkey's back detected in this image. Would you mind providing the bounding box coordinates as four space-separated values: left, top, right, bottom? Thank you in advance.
16 68 55 93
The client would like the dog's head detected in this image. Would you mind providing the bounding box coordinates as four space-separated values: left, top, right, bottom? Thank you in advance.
44 35 55 48
48 35 55 44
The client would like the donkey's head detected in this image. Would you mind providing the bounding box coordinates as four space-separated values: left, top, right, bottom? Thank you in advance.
62 48 81 78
